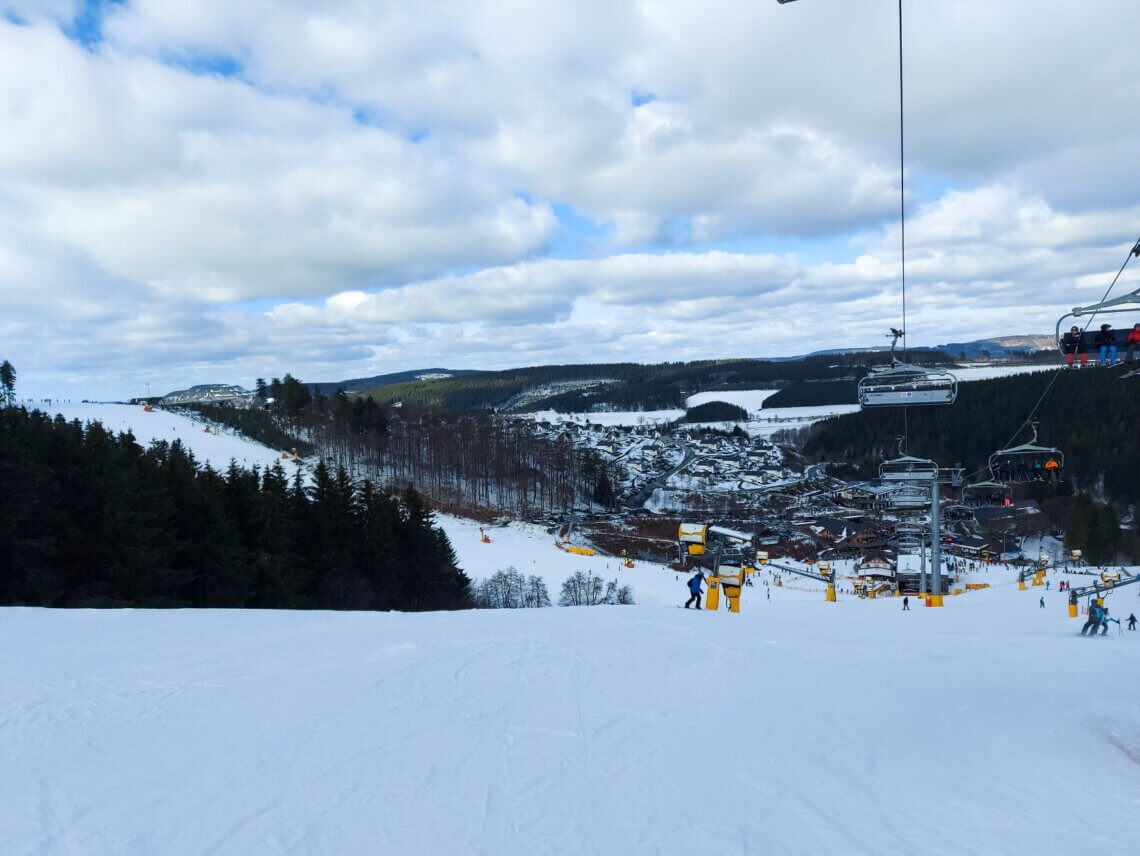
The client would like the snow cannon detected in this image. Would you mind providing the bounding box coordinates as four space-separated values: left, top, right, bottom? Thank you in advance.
820 561 836 603
678 523 707 558
707 568 745 613
479 527 492 544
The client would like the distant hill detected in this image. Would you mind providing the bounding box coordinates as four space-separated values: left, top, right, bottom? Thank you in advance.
802 335 1055 361
353 355 893 414
161 384 254 406
310 368 481 395
933 335 1055 359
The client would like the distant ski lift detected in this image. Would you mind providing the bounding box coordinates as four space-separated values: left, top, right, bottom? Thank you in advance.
887 484 930 508
987 423 1064 483
879 454 939 482
858 329 958 407
961 479 1012 507
1054 286 1140 360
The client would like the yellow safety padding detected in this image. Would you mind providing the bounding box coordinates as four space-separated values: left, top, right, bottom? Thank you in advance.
566 546 596 556
706 578 720 611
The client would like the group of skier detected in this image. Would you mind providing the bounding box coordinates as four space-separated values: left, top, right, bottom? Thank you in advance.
1080 601 1122 636
685 570 1140 634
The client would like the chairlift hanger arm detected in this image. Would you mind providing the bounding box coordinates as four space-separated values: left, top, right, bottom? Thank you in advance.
1069 287 1140 317
766 560 834 585
1068 573 1140 602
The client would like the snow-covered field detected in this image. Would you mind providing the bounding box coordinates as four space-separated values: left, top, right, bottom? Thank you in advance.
528 408 686 426
951 363 1055 382
685 389 779 411
6 396 1140 854
5 571 1139 856
437 516 685 606
21 401 289 472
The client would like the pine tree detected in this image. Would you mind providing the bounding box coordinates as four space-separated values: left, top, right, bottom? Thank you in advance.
0 360 14 406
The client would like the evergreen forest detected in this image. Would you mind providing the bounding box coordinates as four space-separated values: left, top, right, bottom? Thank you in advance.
0 407 471 610
192 383 621 517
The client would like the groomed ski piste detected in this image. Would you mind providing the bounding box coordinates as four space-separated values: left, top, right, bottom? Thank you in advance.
4 403 1139 855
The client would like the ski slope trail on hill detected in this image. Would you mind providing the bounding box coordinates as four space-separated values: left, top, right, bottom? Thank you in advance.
3 584 1138 856
26 401 289 472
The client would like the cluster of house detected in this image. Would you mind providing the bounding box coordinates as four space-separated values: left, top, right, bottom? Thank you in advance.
758 479 1046 594
678 434 787 490
526 417 792 501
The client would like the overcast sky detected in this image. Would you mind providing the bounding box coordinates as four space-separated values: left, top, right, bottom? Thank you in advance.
3 0 1140 399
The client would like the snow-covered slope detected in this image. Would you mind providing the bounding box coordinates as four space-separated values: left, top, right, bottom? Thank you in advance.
437 516 686 606
6 401 1140 854
27 401 290 471
3 576 1138 856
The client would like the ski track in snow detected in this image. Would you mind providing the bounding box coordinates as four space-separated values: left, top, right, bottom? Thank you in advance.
3 581 1139 855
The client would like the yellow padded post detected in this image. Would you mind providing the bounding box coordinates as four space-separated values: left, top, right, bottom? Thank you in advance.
706 577 720 611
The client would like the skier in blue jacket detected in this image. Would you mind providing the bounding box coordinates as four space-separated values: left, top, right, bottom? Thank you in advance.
1080 601 1103 636
1099 607 1120 636
685 571 706 609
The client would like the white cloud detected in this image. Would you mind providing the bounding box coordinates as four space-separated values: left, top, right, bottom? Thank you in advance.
3 2 1140 399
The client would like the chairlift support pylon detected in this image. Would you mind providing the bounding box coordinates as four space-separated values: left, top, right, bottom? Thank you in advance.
858 329 958 407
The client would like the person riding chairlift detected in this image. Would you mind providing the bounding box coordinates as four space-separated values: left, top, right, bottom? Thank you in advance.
1061 325 1088 368
1044 456 1060 481
1094 324 1118 367
1126 323 1140 364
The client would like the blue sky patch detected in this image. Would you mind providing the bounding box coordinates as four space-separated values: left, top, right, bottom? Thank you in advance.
160 49 244 78
63 0 124 49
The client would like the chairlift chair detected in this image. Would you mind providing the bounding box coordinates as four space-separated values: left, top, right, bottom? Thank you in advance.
961 479 1012 507
987 423 1064 483
887 485 930 508
858 329 958 407
879 454 939 482
1054 287 1140 362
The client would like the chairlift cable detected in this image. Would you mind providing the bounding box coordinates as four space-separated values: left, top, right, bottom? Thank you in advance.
898 0 908 451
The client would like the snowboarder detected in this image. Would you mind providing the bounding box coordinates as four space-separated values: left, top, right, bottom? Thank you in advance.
902 596 909 611
1080 601 1104 636
1045 580 1050 591
1039 597 1045 608
685 570 705 609
1128 613 1137 631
